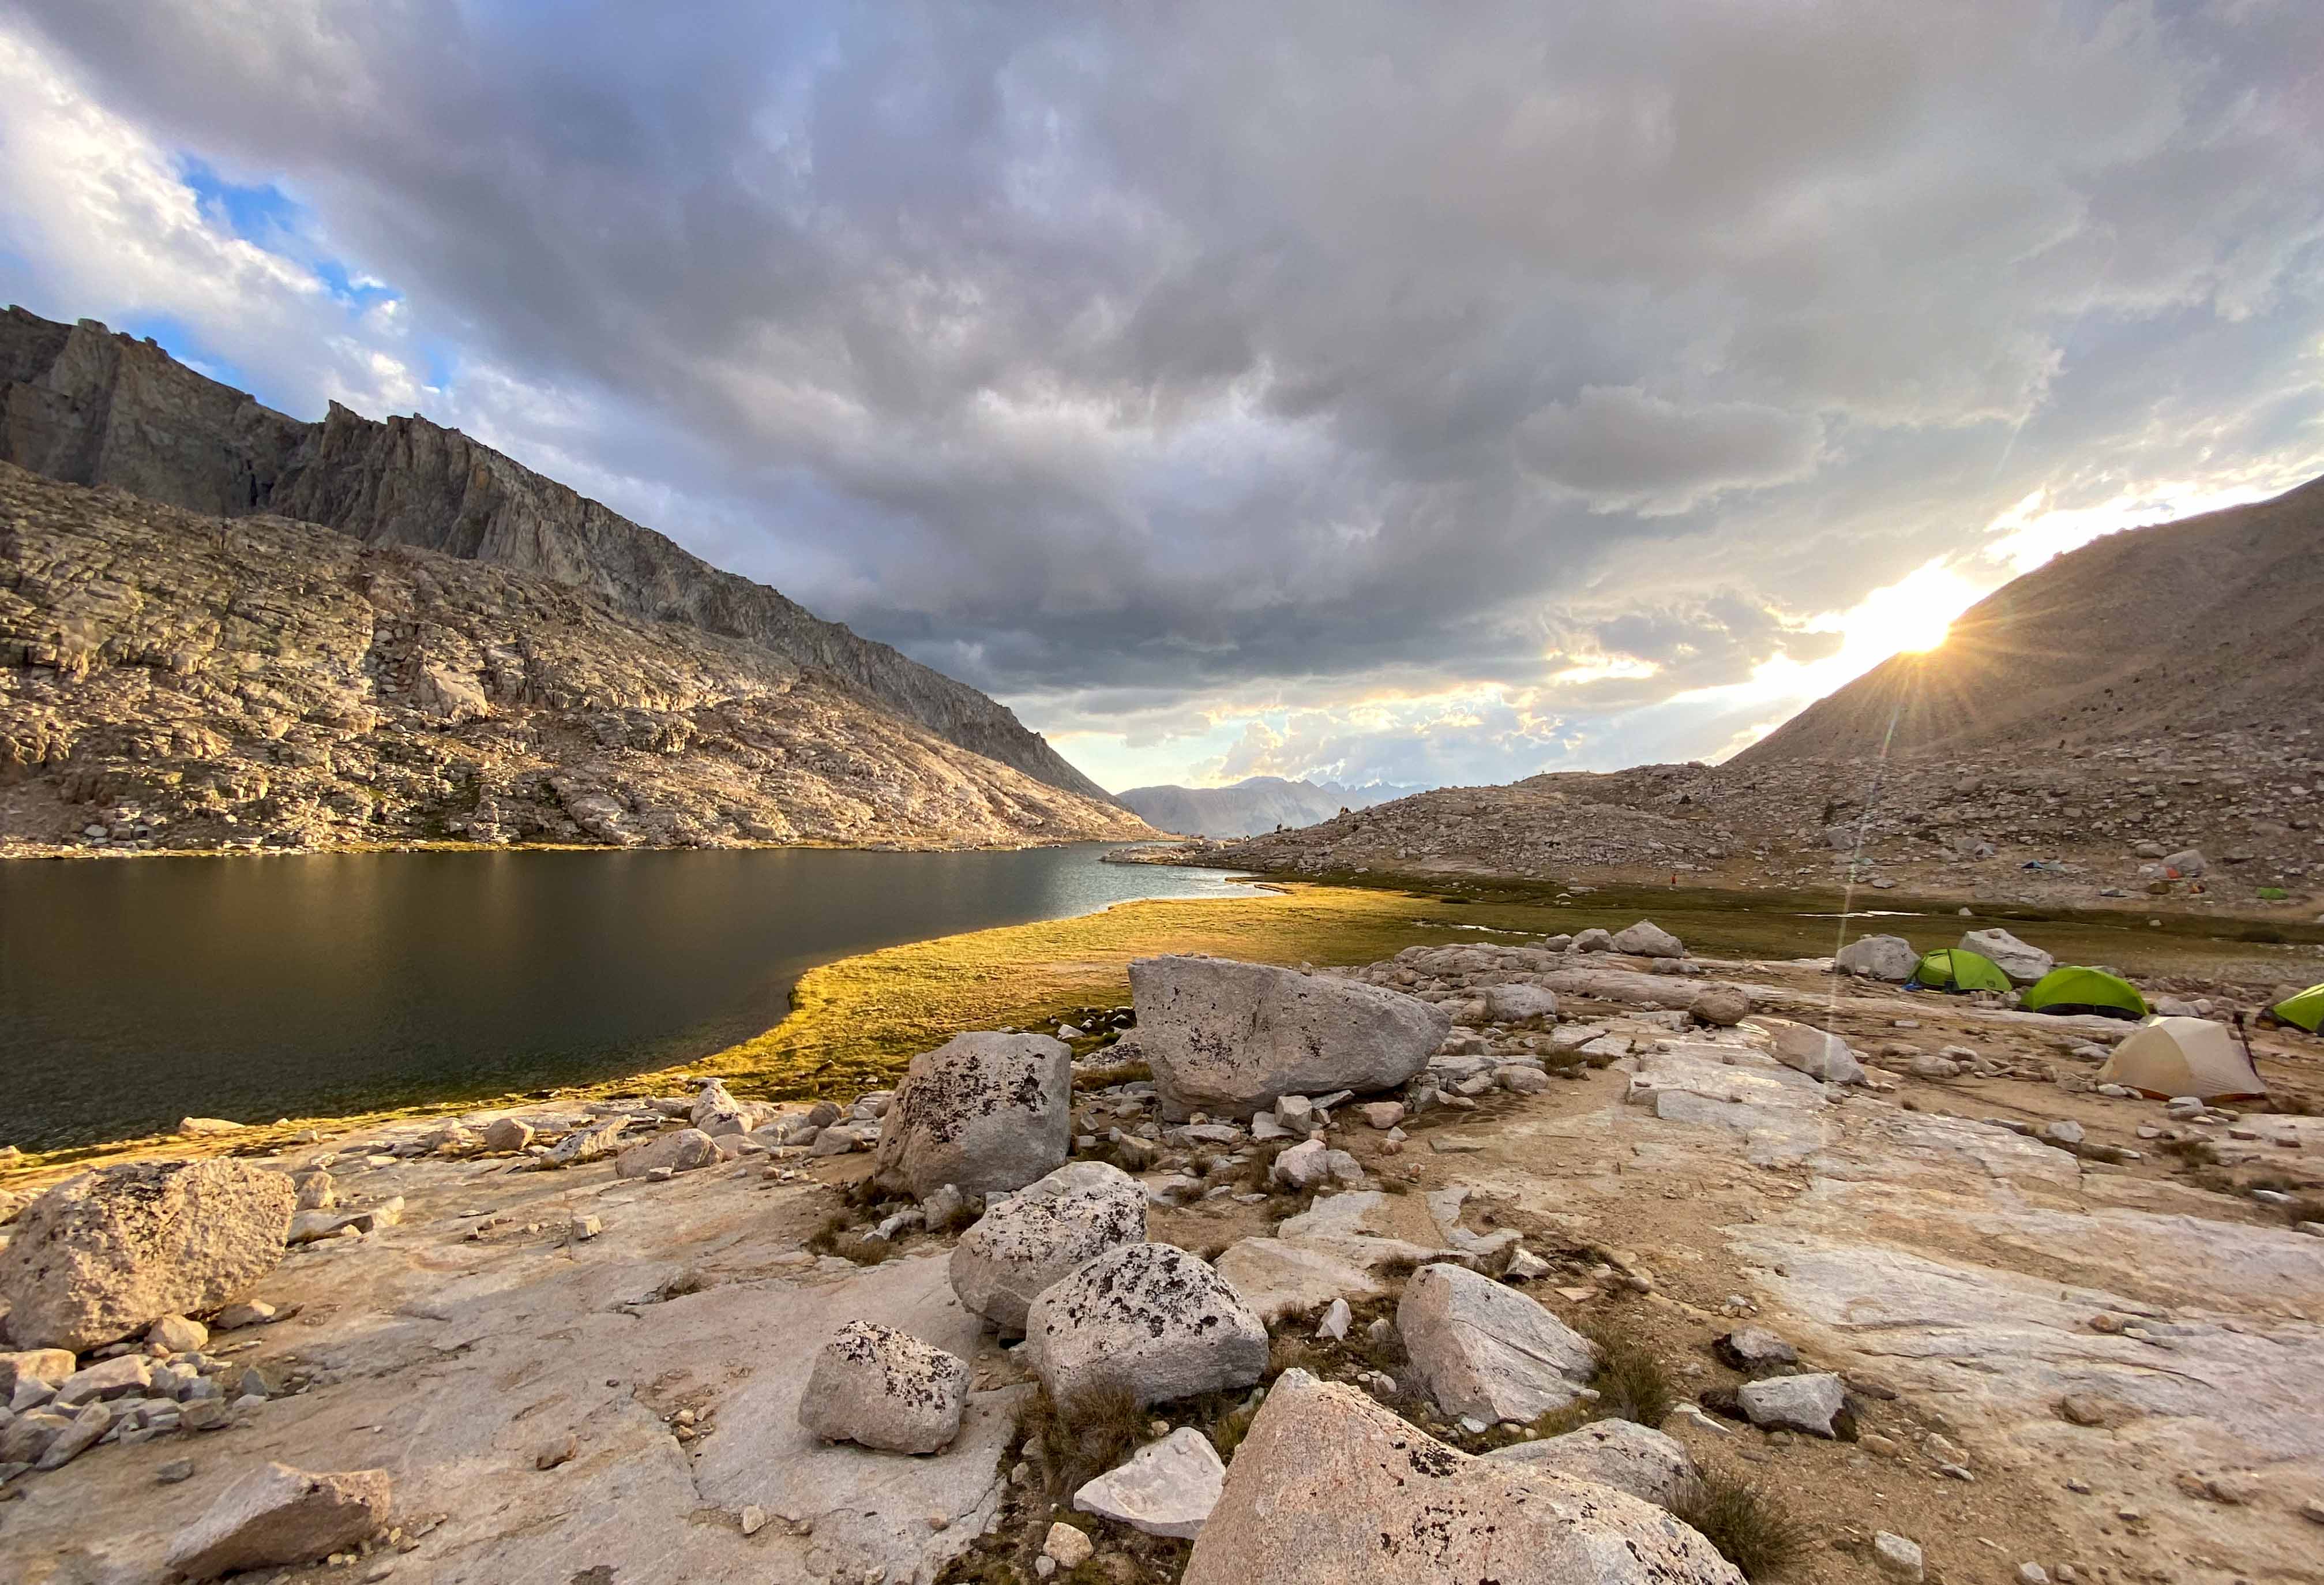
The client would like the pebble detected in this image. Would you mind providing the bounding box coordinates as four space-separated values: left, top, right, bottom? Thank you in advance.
2017 1565 2049 1585
741 1504 767 1535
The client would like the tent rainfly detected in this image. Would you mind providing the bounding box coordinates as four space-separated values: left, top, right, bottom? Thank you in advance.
2271 983 2324 1034
2096 1016 2266 1102
1912 948 2013 995
2022 966 2147 1022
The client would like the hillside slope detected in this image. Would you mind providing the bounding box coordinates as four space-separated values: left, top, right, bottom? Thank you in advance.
0 306 1116 804
1116 776 1420 837
1737 475 2324 765
0 465 1149 853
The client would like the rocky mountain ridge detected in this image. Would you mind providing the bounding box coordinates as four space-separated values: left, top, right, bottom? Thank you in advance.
0 464 1149 853
0 305 1114 805
1739 473 2324 765
1186 732 2324 913
1116 776 1422 838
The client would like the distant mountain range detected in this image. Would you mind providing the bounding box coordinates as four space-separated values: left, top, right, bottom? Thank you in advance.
1737 473 2324 765
1116 776 1423 838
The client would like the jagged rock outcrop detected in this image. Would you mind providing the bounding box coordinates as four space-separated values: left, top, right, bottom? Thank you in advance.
0 306 1118 805
0 464 1149 852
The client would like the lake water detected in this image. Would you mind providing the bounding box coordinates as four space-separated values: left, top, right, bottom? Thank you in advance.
0 845 1252 1151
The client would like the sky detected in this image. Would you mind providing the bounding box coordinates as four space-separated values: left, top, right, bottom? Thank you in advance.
3 2 2321 795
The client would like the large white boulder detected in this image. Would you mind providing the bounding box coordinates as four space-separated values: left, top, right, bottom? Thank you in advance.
796 1320 971 1454
166 1463 392 1581
0 1160 295 1352
1023 1242 1267 1410
1484 1419 1702 1511
873 1032 1073 1199
690 1079 775 1138
1073 1426 1226 1539
1835 934 1919 982
949 1161 1147 1336
1181 1372 1743 1585
1610 921 1684 958
1958 928 2054 986
1398 1262 1598 1423
1129 956 1450 1119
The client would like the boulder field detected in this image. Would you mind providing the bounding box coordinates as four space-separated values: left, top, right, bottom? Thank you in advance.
0 924 2320 1583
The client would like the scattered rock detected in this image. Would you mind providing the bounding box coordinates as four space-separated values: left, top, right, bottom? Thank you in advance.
614 1127 719 1179
1397 1262 1598 1423
1485 984 1560 1024
177 1117 246 1137
1764 1020 1867 1085
1042 1522 1094 1568
1688 984 1752 1026
1873 1531 1925 1583
1073 1426 1226 1539
0 1159 295 1351
1736 1372 1848 1437
480 1117 534 1153
873 1032 1074 1199
165 1462 393 1581
796 1320 971 1455
1023 1242 1267 1410
1181 1370 1743 1584
1362 1101 1406 1130
1958 928 2054 986
1711 1328 1797 1372
1835 935 1919 981
1610 920 1684 958
1129 956 1450 1119
949 1161 1147 1336
1484 1419 1703 1511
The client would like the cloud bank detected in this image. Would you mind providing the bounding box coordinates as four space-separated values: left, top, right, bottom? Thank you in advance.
3 1 2320 792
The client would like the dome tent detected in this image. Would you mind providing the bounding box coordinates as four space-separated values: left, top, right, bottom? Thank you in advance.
2270 983 2324 1034
2096 1016 2266 1102
1910 947 2012 995
2023 966 2147 1022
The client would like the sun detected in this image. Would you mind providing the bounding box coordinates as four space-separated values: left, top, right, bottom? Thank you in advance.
1841 560 1978 661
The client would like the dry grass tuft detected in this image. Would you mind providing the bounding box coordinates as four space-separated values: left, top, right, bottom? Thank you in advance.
1583 1322 1676 1428
1673 1466 1812 1582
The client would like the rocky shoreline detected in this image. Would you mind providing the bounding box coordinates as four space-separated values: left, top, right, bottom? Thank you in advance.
3 924 2321 1583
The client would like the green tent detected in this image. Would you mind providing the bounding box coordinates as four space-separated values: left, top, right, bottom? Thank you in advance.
2272 983 2324 1033
1912 947 2012 994
2022 966 2147 1022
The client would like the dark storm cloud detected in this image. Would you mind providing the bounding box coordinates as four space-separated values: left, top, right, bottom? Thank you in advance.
7 0 2323 786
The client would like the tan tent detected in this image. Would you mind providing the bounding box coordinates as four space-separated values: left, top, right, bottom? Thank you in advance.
2097 1016 2266 1101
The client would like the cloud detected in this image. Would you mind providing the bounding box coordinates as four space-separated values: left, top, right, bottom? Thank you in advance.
4 0 2323 792
1517 387 1822 515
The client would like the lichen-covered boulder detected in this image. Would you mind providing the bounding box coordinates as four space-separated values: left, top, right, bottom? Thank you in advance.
1398 1262 1598 1423
796 1320 971 1454
166 1463 392 1580
872 1032 1073 1199
1129 956 1449 1120
1023 1242 1267 1410
1182 1372 1743 1584
1484 1419 1703 1511
614 1127 719 1179
950 1162 1147 1336
0 1160 295 1352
